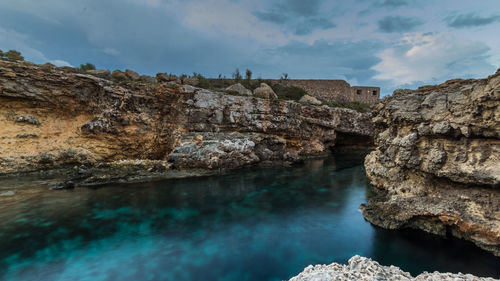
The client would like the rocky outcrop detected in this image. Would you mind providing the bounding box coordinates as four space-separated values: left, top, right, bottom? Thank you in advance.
0 60 372 185
362 70 500 256
289 256 498 281
226 83 252 96
299 94 322 105
253 83 278 99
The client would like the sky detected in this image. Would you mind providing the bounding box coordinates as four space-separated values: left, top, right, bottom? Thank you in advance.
0 0 499 96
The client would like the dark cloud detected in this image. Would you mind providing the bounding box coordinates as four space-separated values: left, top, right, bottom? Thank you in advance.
254 0 335 35
294 18 336 35
377 16 422 33
262 40 382 83
446 13 500 28
275 0 323 16
379 0 410 7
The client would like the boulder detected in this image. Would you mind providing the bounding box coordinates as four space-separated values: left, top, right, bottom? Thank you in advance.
15 115 40 126
299 94 321 105
253 83 278 99
226 83 252 96
125 69 140 81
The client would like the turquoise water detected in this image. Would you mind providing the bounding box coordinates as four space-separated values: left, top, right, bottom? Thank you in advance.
0 152 499 281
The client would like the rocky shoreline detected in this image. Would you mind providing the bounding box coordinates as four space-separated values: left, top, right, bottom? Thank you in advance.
289 256 499 281
0 60 372 189
362 70 500 256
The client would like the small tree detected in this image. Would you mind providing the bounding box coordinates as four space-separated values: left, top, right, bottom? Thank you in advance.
245 69 252 81
79 63 96 72
5 50 24 61
281 73 289 80
232 68 242 81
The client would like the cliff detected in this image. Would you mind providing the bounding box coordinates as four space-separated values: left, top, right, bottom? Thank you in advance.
289 256 498 281
362 70 500 256
0 60 372 186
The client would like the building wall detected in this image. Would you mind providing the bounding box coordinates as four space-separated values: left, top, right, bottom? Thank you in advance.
350 86 380 104
276 80 380 104
279 80 352 103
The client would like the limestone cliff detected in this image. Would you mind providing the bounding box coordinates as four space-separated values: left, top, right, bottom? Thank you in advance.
0 60 372 185
362 70 500 256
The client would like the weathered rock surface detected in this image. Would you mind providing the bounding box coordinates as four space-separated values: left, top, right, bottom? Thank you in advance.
299 94 322 105
226 83 252 96
0 60 372 186
290 256 498 281
362 70 500 256
253 83 278 99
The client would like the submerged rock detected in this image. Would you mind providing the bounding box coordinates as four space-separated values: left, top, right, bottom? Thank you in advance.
290 256 498 281
363 70 500 256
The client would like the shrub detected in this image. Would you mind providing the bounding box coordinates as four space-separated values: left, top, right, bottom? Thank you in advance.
245 69 252 81
79 63 96 72
269 84 306 101
4 50 24 61
232 68 242 81
323 101 371 113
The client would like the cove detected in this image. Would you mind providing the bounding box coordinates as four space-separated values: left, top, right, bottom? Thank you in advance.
0 151 499 281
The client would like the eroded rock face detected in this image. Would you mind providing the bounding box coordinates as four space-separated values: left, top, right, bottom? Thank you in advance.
289 256 498 281
362 70 500 256
0 60 373 180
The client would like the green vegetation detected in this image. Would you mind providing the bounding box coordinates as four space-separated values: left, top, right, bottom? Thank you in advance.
232 68 242 81
0 49 24 61
245 69 252 81
79 63 96 72
323 101 371 113
270 84 306 101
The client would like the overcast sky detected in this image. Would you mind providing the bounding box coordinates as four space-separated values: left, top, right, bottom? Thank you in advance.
0 0 499 95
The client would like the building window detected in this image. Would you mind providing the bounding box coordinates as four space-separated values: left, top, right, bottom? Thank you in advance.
356 89 361 95
372 90 377 96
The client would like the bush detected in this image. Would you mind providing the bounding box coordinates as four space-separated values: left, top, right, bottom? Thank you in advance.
79 63 96 72
232 68 242 81
271 84 307 101
4 50 24 61
323 101 371 113
245 69 252 81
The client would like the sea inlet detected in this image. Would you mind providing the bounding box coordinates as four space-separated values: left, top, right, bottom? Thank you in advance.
0 151 499 281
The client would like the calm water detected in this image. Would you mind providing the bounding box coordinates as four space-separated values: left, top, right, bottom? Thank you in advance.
0 152 499 281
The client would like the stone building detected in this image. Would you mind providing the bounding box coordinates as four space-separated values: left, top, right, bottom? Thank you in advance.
278 79 380 105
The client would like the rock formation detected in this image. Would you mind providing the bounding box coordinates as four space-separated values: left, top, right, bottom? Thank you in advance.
362 70 500 256
0 60 372 186
289 256 498 281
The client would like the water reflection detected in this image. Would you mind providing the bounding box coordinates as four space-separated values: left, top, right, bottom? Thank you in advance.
0 151 498 281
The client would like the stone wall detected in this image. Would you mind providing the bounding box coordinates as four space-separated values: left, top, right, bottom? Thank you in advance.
280 80 351 103
277 80 380 105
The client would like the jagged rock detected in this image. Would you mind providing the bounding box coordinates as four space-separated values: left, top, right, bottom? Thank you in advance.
226 83 252 96
363 70 500 256
253 83 278 99
111 70 128 81
80 117 115 134
299 94 322 105
125 69 140 81
15 115 40 126
290 256 498 281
